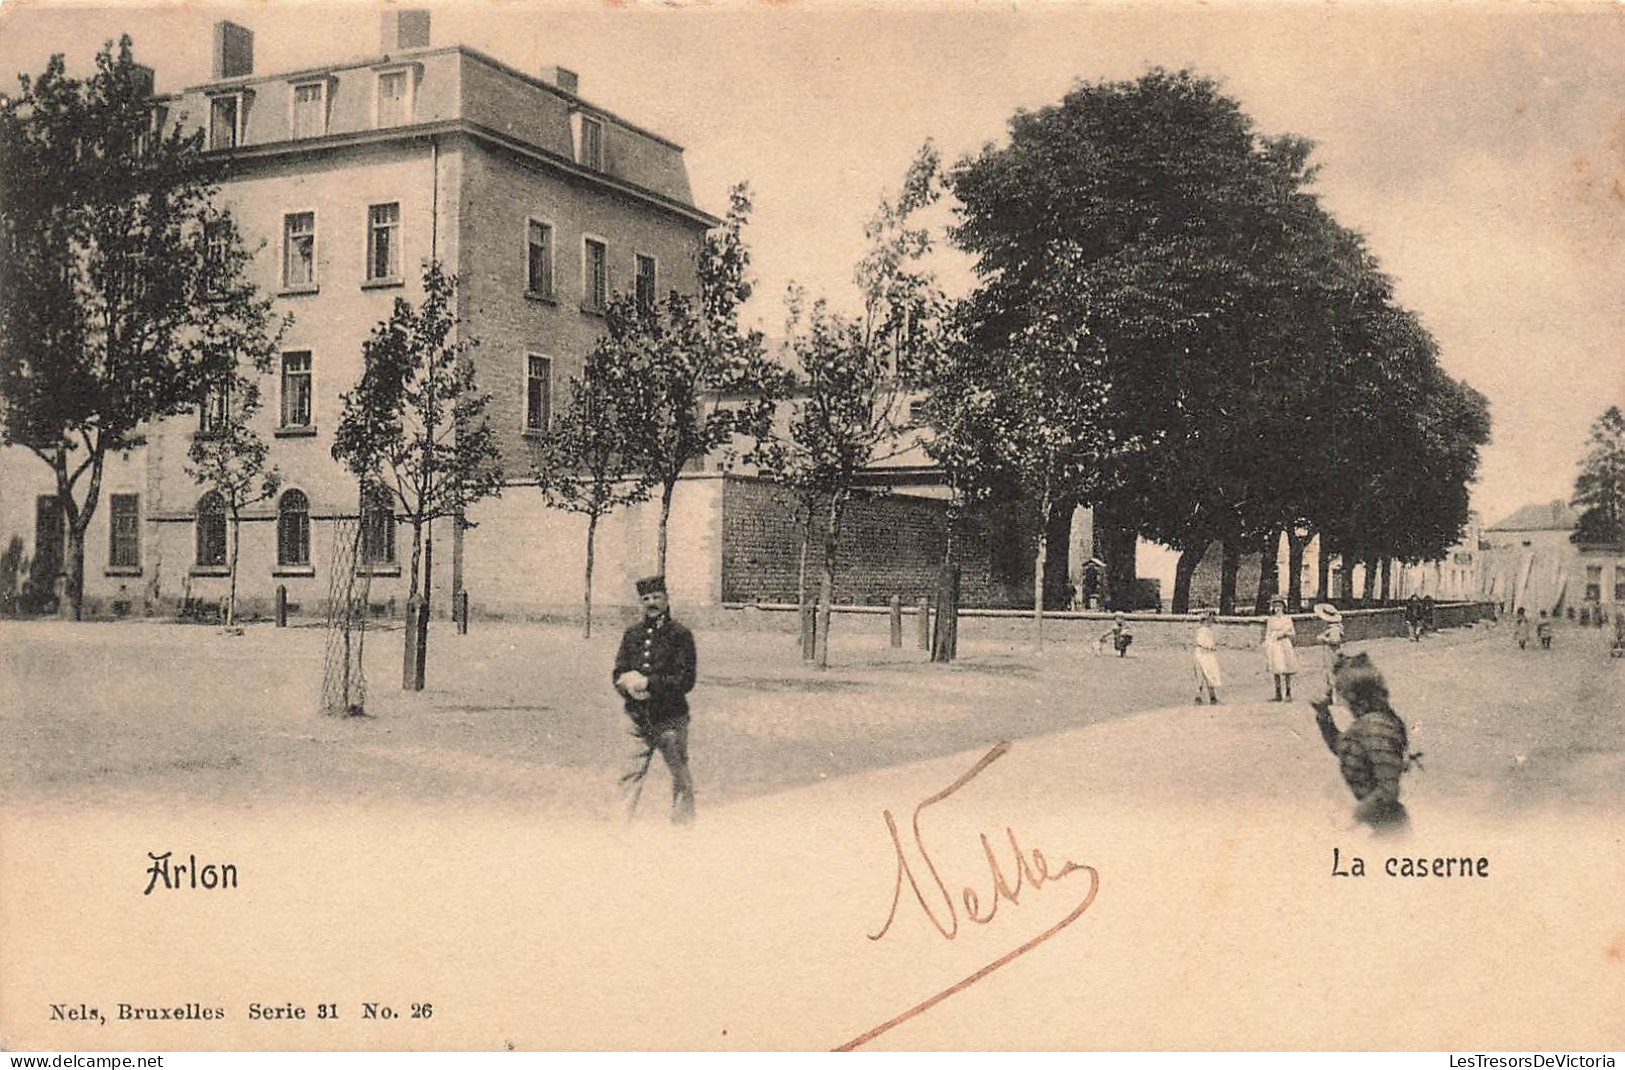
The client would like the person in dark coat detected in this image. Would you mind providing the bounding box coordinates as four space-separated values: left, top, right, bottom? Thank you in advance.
613 575 698 824
1309 652 1416 834
1404 594 1425 641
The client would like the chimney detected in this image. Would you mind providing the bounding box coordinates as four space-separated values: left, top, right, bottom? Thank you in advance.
130 64 155 99
381 10 432 52
543 65 579 96
211 21 254 80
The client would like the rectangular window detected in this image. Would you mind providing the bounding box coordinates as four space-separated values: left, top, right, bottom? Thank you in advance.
292 82 327 139
583 238 607 312
198 383 231 435
209 95 240 151
281 351 313 428
367 203 401 281
1615 565 1625 604
580 116 603 170
360 489 396 566
526 220 554 297
203 221 231 297
376 70 410 127
1586 565 1603 603
525 355 551 433
635 254 657 314
283 212 315 288
109 494 140 568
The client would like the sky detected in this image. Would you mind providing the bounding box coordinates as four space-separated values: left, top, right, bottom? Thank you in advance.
1 0 1621 530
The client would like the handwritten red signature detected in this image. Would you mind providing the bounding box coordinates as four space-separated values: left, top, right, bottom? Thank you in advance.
835 741 1099 1051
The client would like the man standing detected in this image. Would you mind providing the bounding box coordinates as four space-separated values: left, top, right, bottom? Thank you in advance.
1404 593 1425 641
613 575 698 824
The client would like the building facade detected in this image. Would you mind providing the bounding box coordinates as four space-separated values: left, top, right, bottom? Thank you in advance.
3 14 723 618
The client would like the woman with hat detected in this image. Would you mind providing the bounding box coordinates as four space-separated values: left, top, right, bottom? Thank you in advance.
1192 608 1222 705
1314 603 1345 692
1261 596 1299 701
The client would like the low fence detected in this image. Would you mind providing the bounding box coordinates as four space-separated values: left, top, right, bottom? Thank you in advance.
698 600 1499 649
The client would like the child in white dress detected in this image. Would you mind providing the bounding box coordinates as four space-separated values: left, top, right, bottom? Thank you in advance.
1193 609 1222 705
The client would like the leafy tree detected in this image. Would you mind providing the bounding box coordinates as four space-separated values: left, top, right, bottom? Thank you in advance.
764 289 905 668
331 261 503 687
605 183 781 573
531 345 656 638
183 371 280 627
758 147 948 667
1571 405 1625 546
0 38 282 618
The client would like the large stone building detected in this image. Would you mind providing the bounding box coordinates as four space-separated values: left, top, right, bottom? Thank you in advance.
2 13 722 617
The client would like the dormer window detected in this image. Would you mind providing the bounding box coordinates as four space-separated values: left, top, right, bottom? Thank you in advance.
577 114 603 170
208 91 246 150
290 80 329 139
375 68 414 127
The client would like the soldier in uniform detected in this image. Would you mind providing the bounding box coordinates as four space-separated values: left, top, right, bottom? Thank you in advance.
613 575 698 824
1309 651 1415 834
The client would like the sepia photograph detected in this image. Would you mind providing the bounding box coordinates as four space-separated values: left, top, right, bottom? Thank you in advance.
1 0 1622 1053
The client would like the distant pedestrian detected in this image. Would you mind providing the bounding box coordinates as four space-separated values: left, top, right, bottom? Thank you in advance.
1314 603 1345 692
1536 609 1553 650
1192 609 1222 705
1310 652 1416 834
1513 607 1531 649
613 575 698 825
1262 596 1299 701
1096 613 1133 657
1404 594 1425 642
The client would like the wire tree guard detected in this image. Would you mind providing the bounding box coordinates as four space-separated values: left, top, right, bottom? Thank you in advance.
319 517 373 717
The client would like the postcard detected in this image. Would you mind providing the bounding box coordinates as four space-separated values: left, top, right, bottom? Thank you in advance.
1 0 1622 1053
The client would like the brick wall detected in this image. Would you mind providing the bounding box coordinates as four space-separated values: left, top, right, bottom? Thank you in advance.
719 476 1032 607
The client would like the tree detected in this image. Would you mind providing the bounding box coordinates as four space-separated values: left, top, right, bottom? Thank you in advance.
764 289 906 668
605 183 781 573
948 69 1324 615
1571 405 1625 546
183 370 280 628
331 261 504 689
0 39 282 618
758 147 948 667
531 344 656 638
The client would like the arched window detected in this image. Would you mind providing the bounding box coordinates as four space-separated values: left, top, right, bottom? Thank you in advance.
277 490 310 567
359 484 395 566
195 492 227 567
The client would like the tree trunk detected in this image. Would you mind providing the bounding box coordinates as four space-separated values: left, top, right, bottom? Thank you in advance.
656 478 676 574
1042 499 1074 611
1316 538 1331 602
583 511 599 639
415 523 434 689
1032 494 1050 650
931 563 960 664
1219 538 1241 616
814 493 843 670
1361 555 1378 605
931 502 962 663
63 523 86 621
1095 499 1138 611
407 519 425 602
1380 558 1392 603
1172 543 1206 614
1286 529 1307 611
226 514 241 627
797 511 813 658
1253 527 1281 614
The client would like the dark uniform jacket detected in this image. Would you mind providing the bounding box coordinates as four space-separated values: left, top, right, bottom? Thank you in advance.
613 613 697 727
